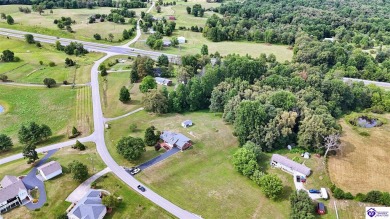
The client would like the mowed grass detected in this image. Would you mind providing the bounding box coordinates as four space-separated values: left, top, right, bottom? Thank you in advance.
1 143 106 219
0 85 77 157
0 37 102 84
0 5 144 44
93 173 173 219
328 114 390 194
106 111 293 218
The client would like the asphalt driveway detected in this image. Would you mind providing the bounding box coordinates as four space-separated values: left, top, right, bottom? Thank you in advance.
23 149 58 210
136 147 180 171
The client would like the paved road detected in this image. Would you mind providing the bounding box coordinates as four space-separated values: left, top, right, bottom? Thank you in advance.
137 148 180 171
66 167 112 203
343 77 390 88
23 149 58 210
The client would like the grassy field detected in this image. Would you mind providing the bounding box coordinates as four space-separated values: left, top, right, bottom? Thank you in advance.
75 86 93 135
0 85 79 158
0 37 102 84
1 143 105 219
94 173 173 219
0 5 145 45
328 114 390 194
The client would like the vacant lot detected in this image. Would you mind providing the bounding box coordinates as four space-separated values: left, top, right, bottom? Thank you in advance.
328 114 390 194
0 37 102 84
0 85 77 157
0 5 142 44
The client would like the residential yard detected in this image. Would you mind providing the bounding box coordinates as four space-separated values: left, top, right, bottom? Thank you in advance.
0 85 78 158
1 143 105 219
93 173 173 219
0 5 144 45
107 111 294 218
0 37 102 84
328 114 390 194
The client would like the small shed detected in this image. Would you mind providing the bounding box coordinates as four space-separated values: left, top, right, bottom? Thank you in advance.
178 36 186 44
303 152 310 159
181 120 193 128
37 161 62 181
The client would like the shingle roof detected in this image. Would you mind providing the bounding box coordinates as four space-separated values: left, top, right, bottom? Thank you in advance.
0 177 27 203
160 131 191 150
37 161 62 177
68 190 106 219
1 175 18 188
271 154 311 176
155 77 172 85
181 120 192 126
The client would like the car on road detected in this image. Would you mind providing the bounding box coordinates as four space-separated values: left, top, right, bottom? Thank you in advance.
130 167 141 175
309 189 321 193
137 185 146 192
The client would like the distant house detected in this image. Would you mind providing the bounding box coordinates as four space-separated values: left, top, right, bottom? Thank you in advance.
154 68 163 77
178 36 186 44
37 161 62 181
168 16 176 20
270 154 311 176
0 175 31 214
163 40 172 47
160 131 192 150
181 120 193 128
155 77 172 86
67 190 107 219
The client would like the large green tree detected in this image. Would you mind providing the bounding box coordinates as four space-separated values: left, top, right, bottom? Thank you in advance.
142 89 169 114
232 147 259 177
290 190 315 219
1 50 15 62
22 144 38 164
259 174 284 200
25 34 35 44
68 160 89 182
102 195 119 208
119 86 131 102
144 126 158 146
139 76 157 93
0 134 13 152
18 122 52 145
116 136 145 161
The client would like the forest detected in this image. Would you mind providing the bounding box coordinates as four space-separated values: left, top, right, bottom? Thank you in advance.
203 0 390 46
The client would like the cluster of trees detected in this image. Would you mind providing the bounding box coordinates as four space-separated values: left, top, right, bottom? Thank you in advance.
1 50 20 62
130 56 155 82
1 13 14 25
53 16 75 32
24 34 42 48
65 57 76 67
290 190 315 218
141 14 176 36
116 136 145 161
18 122 52 163
203 0 390 45
18 6 31 13
146 32 163 50
186 4 204 17
55 41 88 56
72 140 86 150
0 0 146 9
331 185 390 206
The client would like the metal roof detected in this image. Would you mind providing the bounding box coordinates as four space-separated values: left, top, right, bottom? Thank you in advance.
68 189 106 219
271 154 311 176
0 177 27 203
1 175 18 188
160 131 191 150
37 161 62 177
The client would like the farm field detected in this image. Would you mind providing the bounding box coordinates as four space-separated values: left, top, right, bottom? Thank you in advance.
0 5 145 44
0 37 102 84
328 114 390 194
0 85 78 158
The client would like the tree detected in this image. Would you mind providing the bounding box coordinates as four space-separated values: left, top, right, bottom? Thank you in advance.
71 126 80 137
0 13 6 19
73 140 86 151
116 136 145 161
171 37 179 47
101 68 108 77
232 147 259 177
25 34 35 44
201 44 208 55
1 50 15 62
142 89 169 114
18 122 52 145
144 126 158 146
0 134 13 152
68 160 89 182
108 33 114 42
157 54 169 67
102 195 119 208
156 5 161 13
139 76 157 93
122 29 130 40
259 174 283 200
43 78 57 88
322 133 341 160
290 190 315 219
119 86 131 102
93 33 102 40
186 6 191 14
0 75 8 82
129 124 137 132
23 144 39 164
6 15 14 25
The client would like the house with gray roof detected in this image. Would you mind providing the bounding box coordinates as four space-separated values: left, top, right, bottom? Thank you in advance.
37 161 62 181
160 131 192 150
0 175 31 214
67 189 106 219
155 77 172 86
270 154 311 176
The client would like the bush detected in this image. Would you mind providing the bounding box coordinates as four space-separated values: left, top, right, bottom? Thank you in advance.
63 80 68 85
344 192 354 200
49 61 56 67
359 131 370 136
364 191 383 204
39 60 43 65
355 193 366 202
129 124 137 132
333 187 346 199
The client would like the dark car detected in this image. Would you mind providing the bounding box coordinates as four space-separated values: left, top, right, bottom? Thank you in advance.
317 202 326 215
309 189 321 194
137 185 146 192
296 175 301 182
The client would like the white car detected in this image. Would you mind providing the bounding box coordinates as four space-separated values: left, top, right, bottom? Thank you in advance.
130 167 141 175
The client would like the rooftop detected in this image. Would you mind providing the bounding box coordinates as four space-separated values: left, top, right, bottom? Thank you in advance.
1 175 18 188
160 131 191 150
0 176 27 203
271 154 311 176
68 189 106 219
37 161 62 176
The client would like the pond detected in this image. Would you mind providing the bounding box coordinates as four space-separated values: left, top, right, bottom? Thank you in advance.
357 116 378 128
0 105 4 113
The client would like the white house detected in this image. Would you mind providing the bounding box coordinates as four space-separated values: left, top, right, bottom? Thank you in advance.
270 154 311 176
37 161 62 181
178 36 186 44
181 120 193 128
0 175 31 214
67 190 107 219
155 77 173 86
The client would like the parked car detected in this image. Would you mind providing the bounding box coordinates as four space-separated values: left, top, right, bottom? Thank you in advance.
317 202 326 215
296 175 301 182
309 189 321 194
300 176 306 183
130 167 141 175
137 185 146 192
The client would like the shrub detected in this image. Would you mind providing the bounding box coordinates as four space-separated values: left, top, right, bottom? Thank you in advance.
39 60 43 65
359 131 370 136
48 61 56 67
333 187 345 199
355 193 366 202
364 191 383 204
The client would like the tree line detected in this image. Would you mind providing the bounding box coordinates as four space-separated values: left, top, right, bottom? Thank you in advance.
0 0 147 9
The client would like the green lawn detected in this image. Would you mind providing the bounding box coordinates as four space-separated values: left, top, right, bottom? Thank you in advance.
94 173 173 219
0 5 145 45
0 85 78 158
1 143 106 219
0 37 102 84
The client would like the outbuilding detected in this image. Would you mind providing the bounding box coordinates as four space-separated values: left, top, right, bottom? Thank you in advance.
178 36 186 44
181 120 193 128
155 77 172 86
270 154 311 176
37 161 62 181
